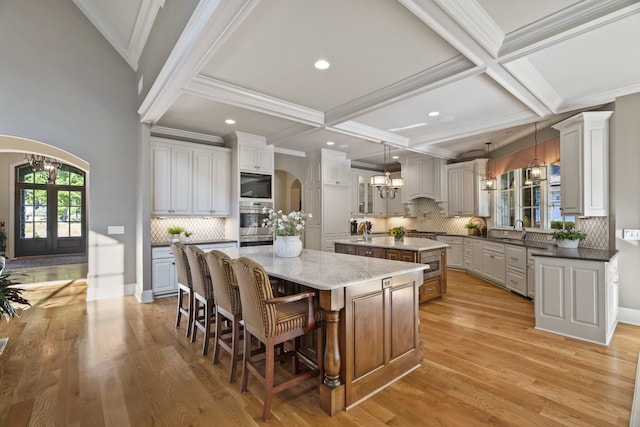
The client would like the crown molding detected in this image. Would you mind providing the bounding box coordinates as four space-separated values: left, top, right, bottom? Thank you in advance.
150 126 223 144
266 123 318 145
500 0 640 59
435 0 504 58
274 147 306 157
555 82 640 114
325 56 476 126
327 121 409 148
128 0 165 69
185 75 324 126
138 0 258 123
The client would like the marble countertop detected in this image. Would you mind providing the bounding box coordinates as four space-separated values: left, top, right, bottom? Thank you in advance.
218 246 427 291
333 236 448 251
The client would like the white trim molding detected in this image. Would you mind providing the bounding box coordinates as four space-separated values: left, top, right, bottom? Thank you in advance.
618 307 640 327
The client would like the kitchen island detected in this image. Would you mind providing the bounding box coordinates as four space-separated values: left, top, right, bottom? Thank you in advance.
219 246 427 415
334 236 448 302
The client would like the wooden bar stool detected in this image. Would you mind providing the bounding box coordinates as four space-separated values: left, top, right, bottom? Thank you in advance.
185 246 215 356
204 250 243 383
230 257 324 422
170 243 193 337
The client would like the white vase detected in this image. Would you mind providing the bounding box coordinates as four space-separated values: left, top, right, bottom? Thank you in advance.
171 234 180 243
184 237 191 244
274 235 303 257
556 239 579 249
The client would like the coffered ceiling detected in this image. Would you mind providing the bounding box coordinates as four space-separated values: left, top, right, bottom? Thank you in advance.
75 0 640 165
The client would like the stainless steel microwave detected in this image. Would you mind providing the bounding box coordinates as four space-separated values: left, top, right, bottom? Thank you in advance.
240 172 272 199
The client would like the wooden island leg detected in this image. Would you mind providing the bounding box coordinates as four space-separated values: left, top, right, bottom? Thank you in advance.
319 309 345 415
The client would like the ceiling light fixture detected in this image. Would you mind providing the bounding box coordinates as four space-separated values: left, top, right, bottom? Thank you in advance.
371 143 404 199
314 59 330 70
26 154 60 184
525 122 547 186
428 111 440 117
225 119 236 124
481 142 496 191
326 141 335 146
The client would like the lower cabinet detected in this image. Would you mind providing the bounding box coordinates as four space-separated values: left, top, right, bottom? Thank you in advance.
505 245 527 296
151 242 237 297
481 241 505 285
436 236 463 268
535 255 618 345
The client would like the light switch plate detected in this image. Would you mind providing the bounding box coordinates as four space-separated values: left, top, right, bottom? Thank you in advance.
108 226 125 235
623 229 640 240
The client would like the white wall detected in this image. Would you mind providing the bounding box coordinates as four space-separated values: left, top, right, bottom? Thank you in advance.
611 92 640 314
0 0 139 299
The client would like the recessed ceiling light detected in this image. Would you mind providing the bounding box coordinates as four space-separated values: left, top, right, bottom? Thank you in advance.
388 123 428 132
428 111 440 117
326 141 335 145
437 116 454 123
392 155 399 159
314 59 330 70
225 119 236 125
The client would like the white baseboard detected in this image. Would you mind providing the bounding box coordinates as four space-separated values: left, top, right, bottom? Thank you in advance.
135 286 154 304
86 282 136 301
618 307 640 326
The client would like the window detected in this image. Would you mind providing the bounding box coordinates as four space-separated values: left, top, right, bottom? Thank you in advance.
496 163 574 229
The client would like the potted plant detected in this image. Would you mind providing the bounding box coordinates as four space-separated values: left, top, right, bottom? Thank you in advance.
184 230 193 243
167 226 184 242
0 258 30 321
464 222 479 236
389 226 407 241
262 208 312 257
552 228 586 249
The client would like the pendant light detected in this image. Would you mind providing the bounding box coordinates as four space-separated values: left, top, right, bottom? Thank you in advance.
371 143 404 199
525 122 547 186
26 154 60 184
481 142 496 191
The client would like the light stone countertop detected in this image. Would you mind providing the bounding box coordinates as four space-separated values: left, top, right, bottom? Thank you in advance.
218 246 427 291
333 236 449 251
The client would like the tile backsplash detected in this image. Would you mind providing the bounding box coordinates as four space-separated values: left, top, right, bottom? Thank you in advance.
357 198 609 249
150 217 226 244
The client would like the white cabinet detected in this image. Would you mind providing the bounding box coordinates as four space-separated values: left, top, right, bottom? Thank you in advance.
402 156 443 202
385 172 405 216
322 149 351 186
352 169 374 216
535 255 618 345
446 159 489 217
505 244 527 296
527 249 535 299
192 147 231 216
239 144 273 173
481 241 505 285
553 111 612 217
436 236 463 269
464 238 483 275
151 140 192 216
152 247 177 296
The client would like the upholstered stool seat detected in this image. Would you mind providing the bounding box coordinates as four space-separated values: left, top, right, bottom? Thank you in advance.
185 246 215 356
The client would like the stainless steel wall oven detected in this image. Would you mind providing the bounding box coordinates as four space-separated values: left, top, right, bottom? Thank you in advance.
239 201 273 247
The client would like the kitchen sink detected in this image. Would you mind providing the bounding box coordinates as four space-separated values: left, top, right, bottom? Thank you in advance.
489 237 551 249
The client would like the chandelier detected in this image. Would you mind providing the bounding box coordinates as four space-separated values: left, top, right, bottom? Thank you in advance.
26 154 60 184
525 122 547 185
481 142 496 191
370 143 404 199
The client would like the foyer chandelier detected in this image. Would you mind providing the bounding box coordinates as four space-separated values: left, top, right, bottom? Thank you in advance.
371 143 404 199
525 122 547 186
26 154 61 184
481 142 496 191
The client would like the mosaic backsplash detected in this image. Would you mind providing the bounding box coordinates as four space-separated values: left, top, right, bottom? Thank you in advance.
150 217 226 244
355 198 609 250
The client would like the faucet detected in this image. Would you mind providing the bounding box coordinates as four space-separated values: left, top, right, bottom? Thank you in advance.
514 219 526 241
358 221 370 241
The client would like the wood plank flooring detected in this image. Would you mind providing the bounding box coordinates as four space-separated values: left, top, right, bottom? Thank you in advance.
1 270 639 426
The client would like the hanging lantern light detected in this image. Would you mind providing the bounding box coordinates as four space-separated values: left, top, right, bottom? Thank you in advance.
525 122 547 186
481 142 496 191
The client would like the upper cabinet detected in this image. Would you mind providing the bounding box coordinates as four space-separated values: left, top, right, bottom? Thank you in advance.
351 169 374 216
553 111 613 217
151 140 192 216
322 149 351 186
402 156 445 202
446 159 489 217
239 143 273 174
151 137 231 217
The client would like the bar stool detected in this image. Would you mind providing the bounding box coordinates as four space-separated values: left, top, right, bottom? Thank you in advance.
170 243 193 337
230 257 324 422
205 250 243 383
185 246 215 356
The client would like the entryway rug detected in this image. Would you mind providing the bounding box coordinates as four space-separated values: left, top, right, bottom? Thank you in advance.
5 255 87 269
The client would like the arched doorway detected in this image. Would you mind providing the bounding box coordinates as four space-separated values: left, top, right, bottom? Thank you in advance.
274 170 302 213
14 162 87 257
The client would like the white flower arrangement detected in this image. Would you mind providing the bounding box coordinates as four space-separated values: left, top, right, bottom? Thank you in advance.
262 208 312 236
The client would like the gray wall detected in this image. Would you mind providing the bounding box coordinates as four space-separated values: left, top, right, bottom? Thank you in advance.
0 0 139 295
611 92 640 311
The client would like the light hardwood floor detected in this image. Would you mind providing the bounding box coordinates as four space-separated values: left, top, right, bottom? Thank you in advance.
1 270 638 426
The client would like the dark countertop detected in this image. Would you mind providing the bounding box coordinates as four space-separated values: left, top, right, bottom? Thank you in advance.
151 239 237 248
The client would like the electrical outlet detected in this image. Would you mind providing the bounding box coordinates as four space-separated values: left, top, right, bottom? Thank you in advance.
623 229 640 240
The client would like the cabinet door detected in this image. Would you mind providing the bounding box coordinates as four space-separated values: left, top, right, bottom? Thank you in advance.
171 147 192 215
460 166 475 215
471 241 483 274
152 258 177 295
239 145 258 171
256 147 273 174
447 168 462 215
192 150 213 216
211 151 230 215
386 249 416 262
323 156 350 185
151 144 172 215
559 124 583 214
447 244 463 268
323 185 350 235
372 191 387 216
506 270 526 295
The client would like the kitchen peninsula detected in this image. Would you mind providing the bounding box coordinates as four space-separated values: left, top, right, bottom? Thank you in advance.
334 236 448 302
219 246 427 415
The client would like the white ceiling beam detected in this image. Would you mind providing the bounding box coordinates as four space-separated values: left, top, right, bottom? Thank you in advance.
327 121 409 148
127 0 165 70
150 126 224 144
